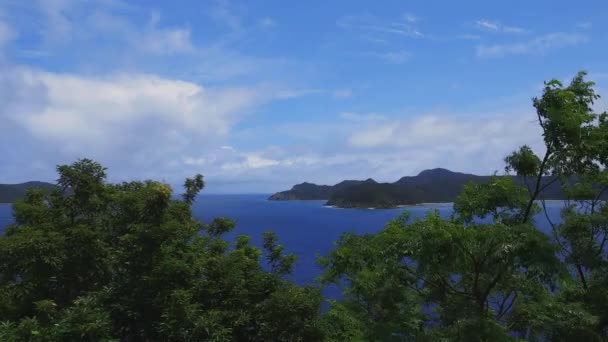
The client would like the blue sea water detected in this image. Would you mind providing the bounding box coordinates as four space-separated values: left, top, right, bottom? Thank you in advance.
0 195 564 296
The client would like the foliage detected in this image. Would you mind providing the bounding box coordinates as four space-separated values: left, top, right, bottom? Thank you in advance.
320 71 608 340
0 159 322 341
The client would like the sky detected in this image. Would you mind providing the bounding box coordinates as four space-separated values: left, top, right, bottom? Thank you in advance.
0 0 607 193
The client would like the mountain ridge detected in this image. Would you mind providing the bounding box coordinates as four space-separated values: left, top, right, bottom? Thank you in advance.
0 182 57 203
268 168 568 208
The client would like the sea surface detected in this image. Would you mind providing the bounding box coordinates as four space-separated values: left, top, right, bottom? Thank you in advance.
0 195 564 297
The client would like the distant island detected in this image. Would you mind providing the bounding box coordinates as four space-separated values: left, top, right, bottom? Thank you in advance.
0 182 56 203
269 168 568 209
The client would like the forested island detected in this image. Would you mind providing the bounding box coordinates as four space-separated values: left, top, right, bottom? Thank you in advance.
0 182 56 203
270 168 568 208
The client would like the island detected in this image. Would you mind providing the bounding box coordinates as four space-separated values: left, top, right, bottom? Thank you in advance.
0 182 57 203
269 168 567 209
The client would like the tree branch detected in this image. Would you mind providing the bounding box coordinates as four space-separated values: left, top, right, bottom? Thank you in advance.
575 264 588 290
522 147 552 223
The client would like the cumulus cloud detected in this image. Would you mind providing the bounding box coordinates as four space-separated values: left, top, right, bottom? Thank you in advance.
477 32 588 57
0 0 580 194
0 0 328 190
0 63 306 187
4 68 267 148
199 107 546 191
347 114 540 151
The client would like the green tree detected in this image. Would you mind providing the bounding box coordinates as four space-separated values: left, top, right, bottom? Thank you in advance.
0 159 323 341
319 71 608 341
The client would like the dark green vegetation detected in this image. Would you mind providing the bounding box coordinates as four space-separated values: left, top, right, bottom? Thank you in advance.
319 71 608 340
0 161 322 341
1 71 607 341
268 180 372 201
270 169 570 209
0 182 56 203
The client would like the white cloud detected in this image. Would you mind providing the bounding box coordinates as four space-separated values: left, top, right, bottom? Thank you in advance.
183 157 208 166
222 154 280 171
1 66 274 154
377 50 410 64
138 26 194 54
208 104 546 188
576 21 592 30
340 112 385 122
199 110 544 188
458 34 481 40
503 26 525 34
276 88 322 99
333 89 353 99
39 0 73 43
477 32 588 57
475 19 525 34
347 113 540 151
403 13 419 24
135 12 195 54
14 1 197 56
86 9 196 55
210 0 242 31
355 49 411 64
337 14 423 38
258 17 277 29
476 20 499 31
0 19 16 47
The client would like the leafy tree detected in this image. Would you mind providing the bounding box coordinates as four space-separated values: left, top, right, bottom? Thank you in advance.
320 71 608 341
505 71 608 338
0 159 323 341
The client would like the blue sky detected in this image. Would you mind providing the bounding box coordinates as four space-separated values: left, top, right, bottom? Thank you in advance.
0 0 607 193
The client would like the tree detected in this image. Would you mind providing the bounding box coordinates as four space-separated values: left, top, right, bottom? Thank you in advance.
320 71 608 341
505 71 608 338
0 159 323 341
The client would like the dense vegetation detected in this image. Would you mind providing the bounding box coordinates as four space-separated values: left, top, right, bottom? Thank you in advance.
1 71 607 341
268 180 371 201
319 71 608 340
0 162 322 341
270 168 570 208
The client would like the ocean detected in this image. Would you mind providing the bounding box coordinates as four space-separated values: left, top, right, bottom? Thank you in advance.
0 195 564 297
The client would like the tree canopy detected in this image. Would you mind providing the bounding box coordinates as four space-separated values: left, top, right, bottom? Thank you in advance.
319 71 608 341
0 159 322 341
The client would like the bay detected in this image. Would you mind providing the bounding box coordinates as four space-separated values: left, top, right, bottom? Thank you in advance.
0 195 564 294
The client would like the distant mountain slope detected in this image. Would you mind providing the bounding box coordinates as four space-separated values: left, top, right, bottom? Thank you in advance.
268 179 373 200
269 168 569 208
0 182 57 203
